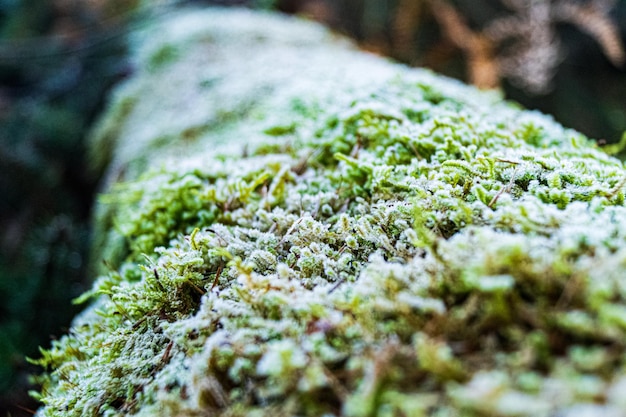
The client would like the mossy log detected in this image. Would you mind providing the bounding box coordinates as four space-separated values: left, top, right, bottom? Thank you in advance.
32 7 626 417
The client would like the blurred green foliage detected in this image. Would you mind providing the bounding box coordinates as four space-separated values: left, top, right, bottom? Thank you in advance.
0 0 133 414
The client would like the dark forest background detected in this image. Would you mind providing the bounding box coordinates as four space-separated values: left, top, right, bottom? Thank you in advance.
1 0 624 415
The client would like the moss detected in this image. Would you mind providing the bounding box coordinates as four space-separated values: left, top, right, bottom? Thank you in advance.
32 7 626 417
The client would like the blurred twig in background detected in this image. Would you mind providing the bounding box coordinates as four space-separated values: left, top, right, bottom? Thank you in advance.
430 0 625 94
430 0 500 90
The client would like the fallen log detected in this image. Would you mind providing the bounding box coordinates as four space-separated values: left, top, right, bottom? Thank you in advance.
32 6 626 417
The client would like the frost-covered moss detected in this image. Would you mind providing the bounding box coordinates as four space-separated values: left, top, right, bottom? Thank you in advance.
32 7 626 417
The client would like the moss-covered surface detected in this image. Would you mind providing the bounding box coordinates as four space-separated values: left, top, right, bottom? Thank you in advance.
32 7 626 417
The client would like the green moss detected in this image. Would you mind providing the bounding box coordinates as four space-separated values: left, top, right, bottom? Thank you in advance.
32 7 626 417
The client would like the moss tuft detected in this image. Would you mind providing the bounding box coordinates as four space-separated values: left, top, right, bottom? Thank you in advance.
32 8 626 417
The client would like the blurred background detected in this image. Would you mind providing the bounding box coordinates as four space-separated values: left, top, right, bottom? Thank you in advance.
1 0 624 415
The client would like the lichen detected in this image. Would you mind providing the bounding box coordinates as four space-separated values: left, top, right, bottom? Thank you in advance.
32 7 626 417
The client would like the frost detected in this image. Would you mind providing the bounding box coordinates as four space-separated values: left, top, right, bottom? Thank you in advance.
32 6 626 417
256 340 308 377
